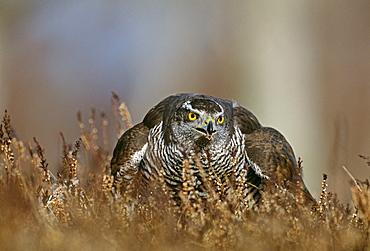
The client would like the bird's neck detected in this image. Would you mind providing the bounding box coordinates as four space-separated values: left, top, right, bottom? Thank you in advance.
195 137 215 150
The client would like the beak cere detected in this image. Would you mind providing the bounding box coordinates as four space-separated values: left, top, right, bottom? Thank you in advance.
195 119 217 141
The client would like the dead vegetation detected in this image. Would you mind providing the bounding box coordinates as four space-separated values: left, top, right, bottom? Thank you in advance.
0 94 369 250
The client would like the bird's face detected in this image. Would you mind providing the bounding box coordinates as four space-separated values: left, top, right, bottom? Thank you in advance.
170 98 233 148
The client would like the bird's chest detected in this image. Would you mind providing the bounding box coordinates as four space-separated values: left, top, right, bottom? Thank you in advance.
142 124 246 185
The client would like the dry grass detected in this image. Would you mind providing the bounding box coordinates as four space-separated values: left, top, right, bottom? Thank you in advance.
0 95 369 251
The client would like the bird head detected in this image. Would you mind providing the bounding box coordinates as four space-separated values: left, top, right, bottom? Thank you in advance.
167 97 233 148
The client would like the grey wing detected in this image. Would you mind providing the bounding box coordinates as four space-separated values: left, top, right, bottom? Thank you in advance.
111 122 150 191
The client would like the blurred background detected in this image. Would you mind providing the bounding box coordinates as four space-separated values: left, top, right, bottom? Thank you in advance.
0 1 369 201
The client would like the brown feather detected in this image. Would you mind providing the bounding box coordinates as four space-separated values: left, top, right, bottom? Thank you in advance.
235 114 316 205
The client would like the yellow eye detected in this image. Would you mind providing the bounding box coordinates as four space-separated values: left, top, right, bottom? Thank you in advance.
188 112 197 121
217 116 224 124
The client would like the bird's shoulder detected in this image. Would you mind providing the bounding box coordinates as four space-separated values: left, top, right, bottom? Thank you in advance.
230 102 296 180
232 102 262 134
111 122 150 176
143 95 173 128
112 93 192 168
243 126 298 181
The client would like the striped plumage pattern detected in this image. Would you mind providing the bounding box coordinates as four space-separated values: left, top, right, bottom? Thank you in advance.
111 93 315 208
142 121 261 203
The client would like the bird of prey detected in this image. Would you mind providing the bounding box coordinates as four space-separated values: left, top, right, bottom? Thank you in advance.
110 93 315 207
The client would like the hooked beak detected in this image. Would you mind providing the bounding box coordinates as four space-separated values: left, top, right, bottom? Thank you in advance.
194 119 217 140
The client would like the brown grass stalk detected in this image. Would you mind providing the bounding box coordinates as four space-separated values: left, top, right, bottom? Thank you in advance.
0 99 369 250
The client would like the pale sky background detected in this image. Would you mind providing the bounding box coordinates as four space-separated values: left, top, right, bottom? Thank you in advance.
0 1 369 201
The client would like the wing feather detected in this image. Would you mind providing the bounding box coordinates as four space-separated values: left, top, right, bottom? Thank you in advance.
110 94 184 191
233 106 316 205
111 123 150 182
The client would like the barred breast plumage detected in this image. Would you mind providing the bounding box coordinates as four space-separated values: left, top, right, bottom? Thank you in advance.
110 93 316 208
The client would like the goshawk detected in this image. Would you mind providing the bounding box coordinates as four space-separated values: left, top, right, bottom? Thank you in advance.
111 93 315 207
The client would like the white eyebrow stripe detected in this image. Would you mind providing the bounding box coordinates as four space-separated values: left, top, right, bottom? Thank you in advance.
181 100 205 116
215 102 224 114
213 101 224 118
181 100 193 110
181 100 225 118
214 111 224 118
